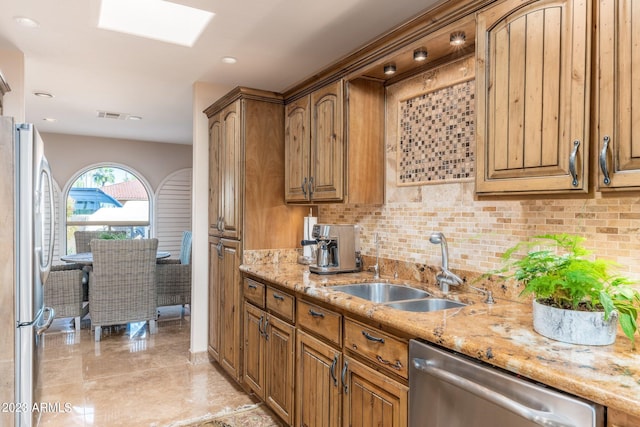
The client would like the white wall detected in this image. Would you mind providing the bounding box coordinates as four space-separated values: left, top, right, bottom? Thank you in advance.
0 48 25 120
190 81 232 356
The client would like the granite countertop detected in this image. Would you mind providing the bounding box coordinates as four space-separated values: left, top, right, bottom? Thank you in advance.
240 262 640 417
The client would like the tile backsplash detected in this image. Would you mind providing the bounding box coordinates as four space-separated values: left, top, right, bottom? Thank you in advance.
318 56 640 283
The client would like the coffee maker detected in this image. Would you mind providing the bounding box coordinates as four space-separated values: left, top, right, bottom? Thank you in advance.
303 224 362 274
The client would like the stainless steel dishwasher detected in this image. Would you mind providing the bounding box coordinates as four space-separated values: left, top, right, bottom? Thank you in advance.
409 339 604 427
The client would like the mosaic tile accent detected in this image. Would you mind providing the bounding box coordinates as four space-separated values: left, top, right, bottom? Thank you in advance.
398 80 475 185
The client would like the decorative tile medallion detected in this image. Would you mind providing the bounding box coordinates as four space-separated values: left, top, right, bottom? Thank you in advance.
398 79 475 185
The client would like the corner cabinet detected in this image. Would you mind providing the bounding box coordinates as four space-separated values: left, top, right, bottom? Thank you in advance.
285 78 385 204
475 0 591 194
595 0 640 190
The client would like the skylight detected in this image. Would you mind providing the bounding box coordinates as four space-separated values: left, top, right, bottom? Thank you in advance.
98 0 214 47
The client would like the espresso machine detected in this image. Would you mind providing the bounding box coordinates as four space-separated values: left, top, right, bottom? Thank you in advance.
302 224 362 274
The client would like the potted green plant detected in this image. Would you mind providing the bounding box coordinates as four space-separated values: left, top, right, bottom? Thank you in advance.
495 234 640 347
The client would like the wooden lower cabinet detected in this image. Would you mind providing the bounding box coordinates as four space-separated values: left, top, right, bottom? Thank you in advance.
209 238 242 382
207 238 221 360
295 329 407 427
244 301 295 425
296 330 342 427
607 408 640 427
342 356 408 427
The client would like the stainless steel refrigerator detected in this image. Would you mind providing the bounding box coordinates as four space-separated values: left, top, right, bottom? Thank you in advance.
0 116 56 427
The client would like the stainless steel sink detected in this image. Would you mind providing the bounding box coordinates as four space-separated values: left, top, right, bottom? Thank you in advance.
328 282 431 303
384 298 466 312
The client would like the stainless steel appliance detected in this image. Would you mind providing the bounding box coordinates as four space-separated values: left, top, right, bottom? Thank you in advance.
1 117 56 427
305 224 362 274
409 339 604 427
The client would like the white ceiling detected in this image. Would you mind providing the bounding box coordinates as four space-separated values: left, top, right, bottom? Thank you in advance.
0 0 441 145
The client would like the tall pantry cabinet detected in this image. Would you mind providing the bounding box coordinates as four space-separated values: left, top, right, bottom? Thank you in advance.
205 87 305 382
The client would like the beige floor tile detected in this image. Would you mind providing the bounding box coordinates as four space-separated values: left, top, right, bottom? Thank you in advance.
36 306 257 427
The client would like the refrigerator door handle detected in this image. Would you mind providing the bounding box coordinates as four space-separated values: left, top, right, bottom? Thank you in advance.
35 306 55 335
38 160 55 284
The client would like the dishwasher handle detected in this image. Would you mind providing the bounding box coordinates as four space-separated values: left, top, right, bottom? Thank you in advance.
412 358 576 427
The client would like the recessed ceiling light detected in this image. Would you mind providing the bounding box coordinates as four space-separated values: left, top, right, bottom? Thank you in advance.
128 115 142 121
450 31 466 47
14 16 39 28
98 0 214 47
33 91 54 98
384 64 396 75
221 56 237 64
43 118 57 123
413 48 428 62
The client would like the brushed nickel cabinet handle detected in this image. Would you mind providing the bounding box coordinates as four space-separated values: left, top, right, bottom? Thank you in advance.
248 283 257 290
272 293 285 301
569 140 580 187
600 135 611 185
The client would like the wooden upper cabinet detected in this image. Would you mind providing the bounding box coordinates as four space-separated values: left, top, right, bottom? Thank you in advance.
207 101 241 239
284 78 384 204
596 0 640 190
220 101 241 239
285 96 311 202
208 114 221 236
310 81 344 201
476 0 591 194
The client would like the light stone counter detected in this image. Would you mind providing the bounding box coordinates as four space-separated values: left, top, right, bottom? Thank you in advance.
239 262 640 418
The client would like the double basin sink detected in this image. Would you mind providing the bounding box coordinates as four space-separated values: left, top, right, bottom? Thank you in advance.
327 282 466 312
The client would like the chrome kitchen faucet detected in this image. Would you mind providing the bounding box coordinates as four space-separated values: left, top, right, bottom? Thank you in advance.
429 232 463 293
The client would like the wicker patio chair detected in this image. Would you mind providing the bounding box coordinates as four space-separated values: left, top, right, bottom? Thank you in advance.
89 238 159 342
44 263 87 330
74 230 128 301
156 231 191 315
74 230 126 253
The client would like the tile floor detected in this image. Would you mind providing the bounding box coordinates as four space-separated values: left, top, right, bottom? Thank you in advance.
35 306 258 426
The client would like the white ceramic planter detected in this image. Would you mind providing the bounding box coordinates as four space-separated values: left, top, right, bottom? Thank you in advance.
532 299 618 345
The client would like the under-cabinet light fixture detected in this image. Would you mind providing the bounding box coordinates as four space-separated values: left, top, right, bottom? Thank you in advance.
384 63 396 75
450 31 466 46
413 48 428 62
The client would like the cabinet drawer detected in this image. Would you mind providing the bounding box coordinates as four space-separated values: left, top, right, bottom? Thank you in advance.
244 278 265 308
266 286 295 322
344 319 408 379
297 300 342 347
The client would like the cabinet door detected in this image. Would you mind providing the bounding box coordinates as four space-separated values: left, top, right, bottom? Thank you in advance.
607 408 640 427
285 96 311 202
310 81 344 201
476 0 590 194
596 0 640 190
296 330 342 427
219 238 242 381
243 302 265 398
220 101 242 239
208 115 222 236
207 237 221 360
342 356 408 427
265 315 295 425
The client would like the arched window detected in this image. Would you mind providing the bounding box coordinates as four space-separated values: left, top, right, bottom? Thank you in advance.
64 164 151 254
